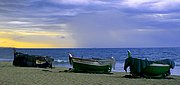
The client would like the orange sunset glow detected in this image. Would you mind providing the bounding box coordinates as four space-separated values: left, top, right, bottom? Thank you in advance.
0 29 76 48
0 38 54 48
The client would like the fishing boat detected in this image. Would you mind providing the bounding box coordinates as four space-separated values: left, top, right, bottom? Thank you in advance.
13 48 54 68
69 53 116 73
142 63 170 77
124 50 175 78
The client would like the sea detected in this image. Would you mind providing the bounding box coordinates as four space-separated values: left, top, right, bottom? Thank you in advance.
0 47 180 75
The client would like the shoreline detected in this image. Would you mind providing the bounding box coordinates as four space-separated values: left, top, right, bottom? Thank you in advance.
0 62 180 85
1 59 180 76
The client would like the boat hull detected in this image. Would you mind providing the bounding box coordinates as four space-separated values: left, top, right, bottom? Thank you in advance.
68 53 115 73
142 64 170 77
13 52 54 68
72 61 112 73
124 50 174 78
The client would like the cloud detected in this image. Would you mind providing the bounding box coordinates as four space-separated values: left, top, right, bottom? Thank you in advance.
49 0 109 5
0 0 180 48
0 28 76 48
67 9 180 47
149 0 180 11
51 0 92 5
136 28 165 32
67 11 140 47
120 0 180 12
7 21 30 25
128 12 180 30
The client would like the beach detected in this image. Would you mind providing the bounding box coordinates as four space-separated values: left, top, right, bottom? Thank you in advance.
1 48 180 75
0 62 179 85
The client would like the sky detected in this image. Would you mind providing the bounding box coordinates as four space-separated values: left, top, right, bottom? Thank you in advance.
0 0 180 48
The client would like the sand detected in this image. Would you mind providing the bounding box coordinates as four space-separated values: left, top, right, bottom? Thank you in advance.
0 62 180 85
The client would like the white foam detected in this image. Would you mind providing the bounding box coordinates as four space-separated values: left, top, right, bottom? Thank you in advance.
171 66 180 75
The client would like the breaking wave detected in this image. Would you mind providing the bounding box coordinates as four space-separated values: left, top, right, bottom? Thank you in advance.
53 59 69 64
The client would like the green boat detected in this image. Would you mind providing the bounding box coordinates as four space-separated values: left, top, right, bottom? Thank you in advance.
69 53 116 73
142 63 170 77
124 50 175 78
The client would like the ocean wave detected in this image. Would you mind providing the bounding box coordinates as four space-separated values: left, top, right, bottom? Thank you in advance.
175 63 180 66
0 58 13 62
175 60 180 66
53 59 69 64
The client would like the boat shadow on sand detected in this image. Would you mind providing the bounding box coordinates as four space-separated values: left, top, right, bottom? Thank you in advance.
42 68 114 74
122 75 175 79
41 69 175 80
